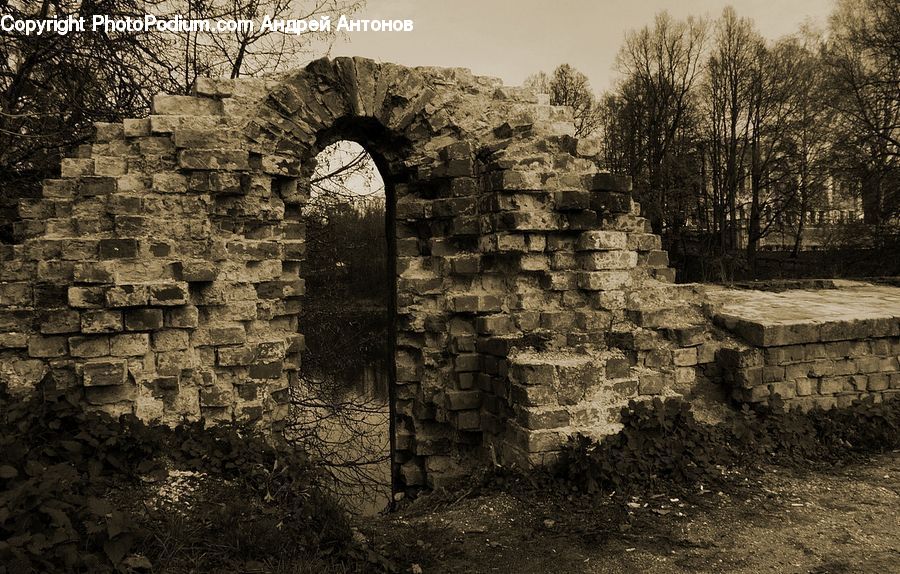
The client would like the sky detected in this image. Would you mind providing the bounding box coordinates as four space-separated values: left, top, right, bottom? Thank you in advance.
330 0 836 93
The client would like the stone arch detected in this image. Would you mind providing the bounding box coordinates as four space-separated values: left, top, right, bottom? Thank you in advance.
0 57 685 492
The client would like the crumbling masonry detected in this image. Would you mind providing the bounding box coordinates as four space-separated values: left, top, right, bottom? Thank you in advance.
2 58 899 490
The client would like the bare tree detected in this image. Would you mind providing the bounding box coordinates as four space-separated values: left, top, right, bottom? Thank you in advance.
824 0 900 224
548 64 601 137
605 11 707 235
159 0 363 92
525 65 601 137
522 70 550 95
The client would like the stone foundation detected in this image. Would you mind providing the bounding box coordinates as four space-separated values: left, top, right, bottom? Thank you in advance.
710 284 900 409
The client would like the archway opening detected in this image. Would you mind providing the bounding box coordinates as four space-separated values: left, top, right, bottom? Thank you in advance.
287 139 395 516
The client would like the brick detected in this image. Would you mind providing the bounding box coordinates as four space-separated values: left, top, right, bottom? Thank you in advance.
576 230 627 251
248 361 282 379
0 333 28 349
576 270 632 291
68 286 106 308
218 346 256 366
80 310 123 333
98 239 139 259
109 333 150 357
673 347 698 367
105 285 149 307
605 357 632 379
152 329 190 351
578 250 638 270
149 283 189 305
445 390 481 411
178 149 249 171
28 335 67 357
69 336 110 358
639 372 667 395
675 367 696 385
166 306 199 328
82 360 127 387
124 308 164 331
152 94 223 115
40 309 81 334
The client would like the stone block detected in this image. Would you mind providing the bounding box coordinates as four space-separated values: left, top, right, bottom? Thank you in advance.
638 372 667 395
105 285 149 307
675 366 696 385
590 173 631 193
93 156 127 176
77 176 116 197
124 308 164 331
673 347 698 367
796 378 816 396
149 283 189 305
69 336 110 358
445 390 482 411
178 150 249 171
166 306 199 328
68 286 106 308
576 270 632 291
0 333 28 349
109 333 150 357
578 250 638 271
40 309 81 334
152 329 190 351
819 377 845 395
60 158 94 178
80 310 123 334
454 410 481 431
123 118 150 137
152 94 223 116
82 360 127 387
248 361 283 379
98 239 139 259
218 345 256 366
576 230 627 251
73 262 115 284
28 335 67 358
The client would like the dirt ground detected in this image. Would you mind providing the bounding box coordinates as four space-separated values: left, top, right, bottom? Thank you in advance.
360 452 900 574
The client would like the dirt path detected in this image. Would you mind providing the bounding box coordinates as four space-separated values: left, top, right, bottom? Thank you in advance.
362 452 900 573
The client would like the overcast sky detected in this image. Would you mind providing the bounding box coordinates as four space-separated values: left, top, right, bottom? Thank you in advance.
330 0 835 93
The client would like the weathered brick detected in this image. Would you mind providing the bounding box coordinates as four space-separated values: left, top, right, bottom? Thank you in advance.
178 150 249 171
40 309 81 334
69 336 110 358
109 333 150 357
152 94 223 116
166 306 199 328
80 310 123 334
98 239 139 259
673 347 698 367
124 308 164 331
82 360 127 386
68 286 106 308
105 285 149 307
149 283 189 305
28 335 67 357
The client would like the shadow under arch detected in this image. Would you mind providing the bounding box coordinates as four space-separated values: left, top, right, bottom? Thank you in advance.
298 121 408 504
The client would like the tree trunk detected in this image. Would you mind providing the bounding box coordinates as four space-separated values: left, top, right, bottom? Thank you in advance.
747 131 761 276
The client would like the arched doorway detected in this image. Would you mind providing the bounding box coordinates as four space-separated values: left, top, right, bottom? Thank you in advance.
290 139 394 514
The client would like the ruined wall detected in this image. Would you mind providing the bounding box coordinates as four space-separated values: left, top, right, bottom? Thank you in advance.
0 58 693 489
7 58 894 492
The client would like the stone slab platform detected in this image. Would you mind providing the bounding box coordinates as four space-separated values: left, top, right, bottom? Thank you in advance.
706 281 900 347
